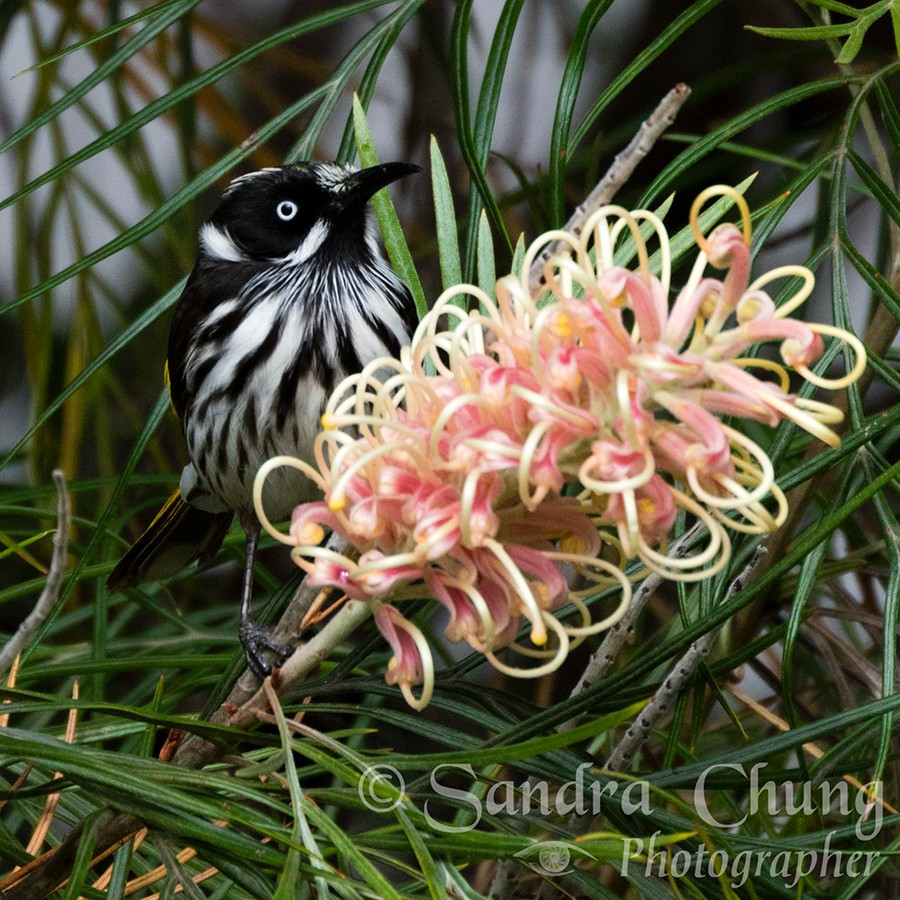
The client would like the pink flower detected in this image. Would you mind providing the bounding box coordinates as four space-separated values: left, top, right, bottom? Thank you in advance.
374 605 432 710
254 185 865 709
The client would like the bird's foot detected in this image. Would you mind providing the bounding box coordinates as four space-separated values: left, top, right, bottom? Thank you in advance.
239 622 294 679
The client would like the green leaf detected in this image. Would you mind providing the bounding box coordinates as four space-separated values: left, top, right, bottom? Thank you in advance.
834 15 873 63
476 209 496 300
430 136 463 292
0 0 201 158
15 0 185 76
449 0 513 280
511 233 526 278
0 0 397 215
352 94 427 319
288 0 424 163
269 697 326 900
570 0 724 156
548 0 615 225
746 23 856 40
639 76 846 205
847 148 900 228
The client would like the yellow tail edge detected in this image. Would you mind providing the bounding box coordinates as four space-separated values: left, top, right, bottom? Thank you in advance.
107 490 233 592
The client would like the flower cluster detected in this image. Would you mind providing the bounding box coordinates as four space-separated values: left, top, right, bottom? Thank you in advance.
254 186 865 709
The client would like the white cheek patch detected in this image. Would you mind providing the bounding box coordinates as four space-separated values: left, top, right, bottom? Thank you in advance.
274 219 330 265
199 223 246 262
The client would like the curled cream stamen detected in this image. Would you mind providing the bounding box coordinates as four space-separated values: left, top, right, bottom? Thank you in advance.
448 578 496 651
429 393 496 459
254 456 327 544
760 391 843 448
750 265 815 319
289 542 358 576
684 425 775 511
386 611 434 711
483 538 547 646
690 185 752 256
544 551 632 636
518 420 554 510
732 357 791 392
609 209 671 293
579 447 655 495
796 323 867 389
521 229 581 292
510 384 595 429
638 488 727 576
616 370 640 449
485 611 570 678
585 206 653 285
459 468 483 547
329 439 426 511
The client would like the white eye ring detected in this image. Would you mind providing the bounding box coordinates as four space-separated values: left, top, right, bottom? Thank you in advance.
277 200 298 221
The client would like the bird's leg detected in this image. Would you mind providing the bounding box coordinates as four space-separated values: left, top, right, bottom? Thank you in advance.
238 529 293 677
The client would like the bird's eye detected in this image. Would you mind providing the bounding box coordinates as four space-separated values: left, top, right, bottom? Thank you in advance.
276 200 298 221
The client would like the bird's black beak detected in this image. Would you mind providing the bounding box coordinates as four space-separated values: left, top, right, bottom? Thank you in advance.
337 162 420 211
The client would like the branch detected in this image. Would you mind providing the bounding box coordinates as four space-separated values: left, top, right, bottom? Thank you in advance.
527 83 691 293
0 470 71 673
559 523 704 732
173 532 355 768
604 545 767 770
2 534 359 898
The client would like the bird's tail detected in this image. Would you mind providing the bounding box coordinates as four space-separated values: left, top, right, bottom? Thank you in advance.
107 490 233 592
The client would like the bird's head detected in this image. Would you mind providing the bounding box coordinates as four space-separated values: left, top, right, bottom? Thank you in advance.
199 161 419 265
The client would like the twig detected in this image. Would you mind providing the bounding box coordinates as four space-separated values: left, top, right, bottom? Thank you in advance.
0 469 71 673
604 545 767 771
222 598 372 732
527 83 691 293
173 532 355 768
559 524 704 732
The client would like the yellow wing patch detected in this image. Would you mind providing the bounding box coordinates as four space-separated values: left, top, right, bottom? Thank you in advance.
164 359 179 422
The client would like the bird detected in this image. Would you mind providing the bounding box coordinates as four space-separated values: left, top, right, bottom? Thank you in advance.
107 161 420 676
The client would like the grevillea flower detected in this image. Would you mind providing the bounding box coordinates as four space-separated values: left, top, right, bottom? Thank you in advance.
254 185 865 709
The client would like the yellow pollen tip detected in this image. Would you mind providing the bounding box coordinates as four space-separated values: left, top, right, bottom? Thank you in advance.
737 299 762 323
321 413 336 429
299 525 325 545
637 498 656 519
551 314 572 337
559 535 586 554
530 629 548 647
387 656 397 672
328 495 347 511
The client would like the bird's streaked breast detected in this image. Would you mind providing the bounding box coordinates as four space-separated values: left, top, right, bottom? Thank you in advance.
180 256 413 520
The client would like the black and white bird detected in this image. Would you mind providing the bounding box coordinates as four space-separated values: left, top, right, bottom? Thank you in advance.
108 161 419 675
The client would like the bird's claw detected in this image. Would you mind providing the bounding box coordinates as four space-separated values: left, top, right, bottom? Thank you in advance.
239 622 294 679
